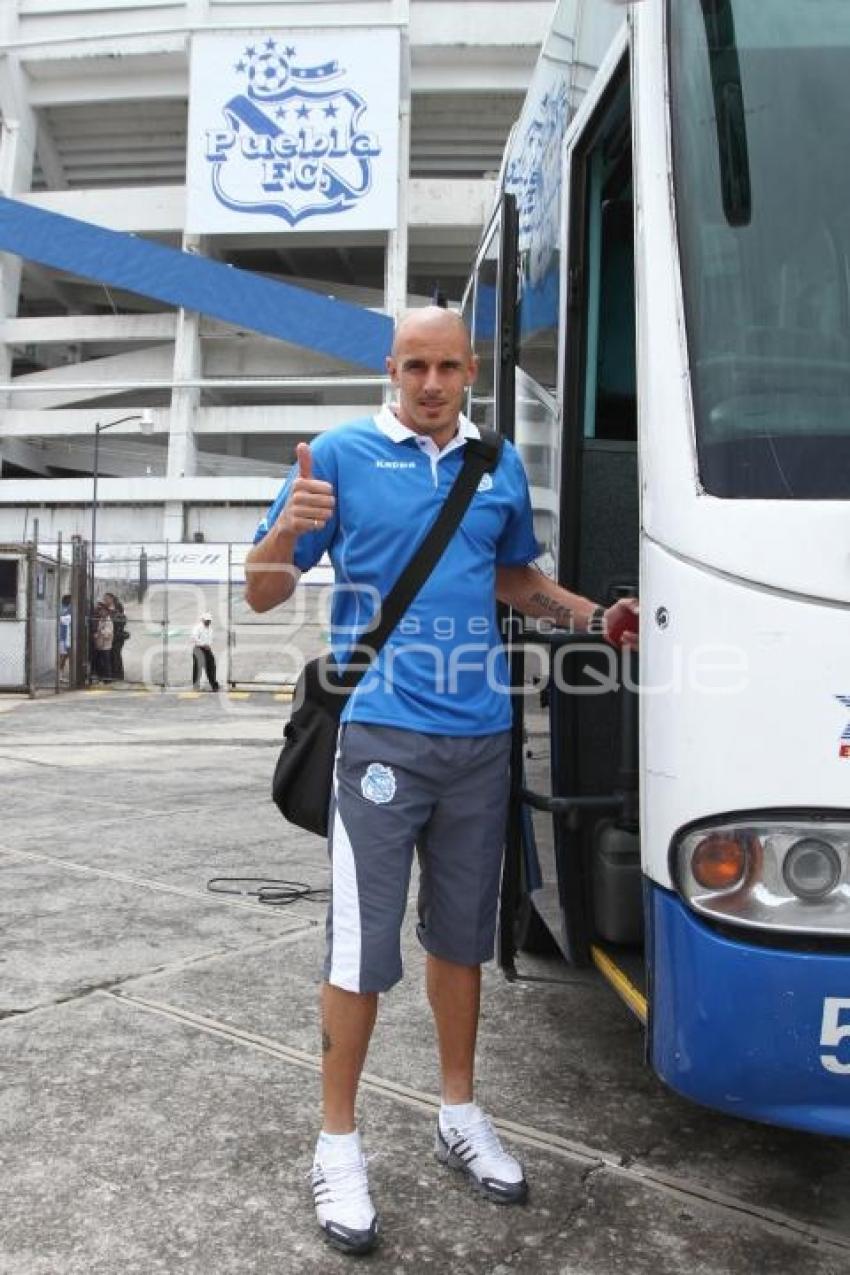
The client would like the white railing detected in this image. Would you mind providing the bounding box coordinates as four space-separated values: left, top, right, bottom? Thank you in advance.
0 376 389 393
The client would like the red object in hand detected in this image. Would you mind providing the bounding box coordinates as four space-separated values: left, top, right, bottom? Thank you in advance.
605 603 639 647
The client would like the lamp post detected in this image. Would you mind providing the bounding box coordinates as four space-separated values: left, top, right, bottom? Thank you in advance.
88 411 154 683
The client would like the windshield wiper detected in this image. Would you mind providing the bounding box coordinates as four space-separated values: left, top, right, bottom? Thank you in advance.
698 0 752 226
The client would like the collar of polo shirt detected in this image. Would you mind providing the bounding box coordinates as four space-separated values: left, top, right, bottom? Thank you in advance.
374 403 480 459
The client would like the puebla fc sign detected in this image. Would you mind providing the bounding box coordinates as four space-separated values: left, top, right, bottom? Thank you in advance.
187 29 400 233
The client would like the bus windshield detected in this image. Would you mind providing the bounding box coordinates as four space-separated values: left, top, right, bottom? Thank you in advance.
669 0 850 498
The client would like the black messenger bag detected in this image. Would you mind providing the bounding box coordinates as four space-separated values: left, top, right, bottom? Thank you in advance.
271 430 503 836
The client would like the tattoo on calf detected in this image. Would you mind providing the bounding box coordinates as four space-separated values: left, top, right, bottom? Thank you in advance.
322 1028 332 1054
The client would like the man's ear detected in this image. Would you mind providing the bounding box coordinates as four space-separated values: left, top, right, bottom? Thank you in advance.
386 355 398 383
466 353 480 387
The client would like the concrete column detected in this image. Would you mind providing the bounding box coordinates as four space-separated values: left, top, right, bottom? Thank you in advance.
163 232 204 541
384 29 411 325
0 107 33 371
0 27 39 455
162 500 186 543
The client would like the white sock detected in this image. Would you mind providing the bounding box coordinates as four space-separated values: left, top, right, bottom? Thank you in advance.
440 1101 478 1132
317 1129 361 1160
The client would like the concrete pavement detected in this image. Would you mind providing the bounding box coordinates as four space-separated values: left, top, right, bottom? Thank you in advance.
1 687 850 1274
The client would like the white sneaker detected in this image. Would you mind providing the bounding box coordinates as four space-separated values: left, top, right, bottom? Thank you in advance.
435 1106 528 1204
310 1133 379 1255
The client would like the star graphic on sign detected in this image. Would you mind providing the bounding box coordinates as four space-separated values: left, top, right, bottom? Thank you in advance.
275 107 287 120
324 103 338 118
265 37 276 50
285 46 296 57
235 59 246 73
296 103 311 118
245 45 256 58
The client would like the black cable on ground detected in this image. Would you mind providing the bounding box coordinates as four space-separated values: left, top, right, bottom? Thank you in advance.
207 876 330 906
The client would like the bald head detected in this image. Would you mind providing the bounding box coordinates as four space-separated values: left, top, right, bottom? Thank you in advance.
391 306 473 360
386 305 478 447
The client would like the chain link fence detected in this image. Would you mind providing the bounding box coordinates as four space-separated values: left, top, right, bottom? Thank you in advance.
89 541 329 689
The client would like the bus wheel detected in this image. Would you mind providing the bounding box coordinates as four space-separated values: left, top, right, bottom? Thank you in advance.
514 891 559 956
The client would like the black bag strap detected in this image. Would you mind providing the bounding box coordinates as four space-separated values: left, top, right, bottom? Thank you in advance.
334 427 503 691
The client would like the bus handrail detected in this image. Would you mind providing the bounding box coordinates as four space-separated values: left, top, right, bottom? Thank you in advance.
520 790 626 816
512 623 638 824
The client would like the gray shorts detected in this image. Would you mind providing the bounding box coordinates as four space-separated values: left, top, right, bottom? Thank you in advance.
324 722 511 993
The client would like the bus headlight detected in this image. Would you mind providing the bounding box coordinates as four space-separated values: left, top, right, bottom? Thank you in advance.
674 819 850 935
782 838 841 901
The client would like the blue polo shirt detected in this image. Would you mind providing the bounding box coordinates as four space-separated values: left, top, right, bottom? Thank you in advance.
254 408 541 735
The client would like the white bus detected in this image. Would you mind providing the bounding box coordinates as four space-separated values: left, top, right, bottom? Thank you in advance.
463 0 850 1137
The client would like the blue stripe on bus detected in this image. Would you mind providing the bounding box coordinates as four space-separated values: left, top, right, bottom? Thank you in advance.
0 196 392 371
647 883 850 1137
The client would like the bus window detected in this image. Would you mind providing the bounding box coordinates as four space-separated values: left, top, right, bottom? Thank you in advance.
507 61 571 393
514 371 560 576
460 276 475 351
575 82 636 444
593 200 636 442
561 60 638 602
670 0 850 498
469 218 500 430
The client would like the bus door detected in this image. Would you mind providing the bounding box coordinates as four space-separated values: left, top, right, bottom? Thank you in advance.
509 43 645 1013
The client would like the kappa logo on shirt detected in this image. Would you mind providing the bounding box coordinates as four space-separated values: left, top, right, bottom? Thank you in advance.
477 473 494 493
375 460 417 470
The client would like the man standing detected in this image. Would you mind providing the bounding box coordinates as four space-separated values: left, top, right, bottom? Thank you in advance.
245 307 637 1255
58 593 72 680
191 612 219 691
103 593 128 682
92 601 114 682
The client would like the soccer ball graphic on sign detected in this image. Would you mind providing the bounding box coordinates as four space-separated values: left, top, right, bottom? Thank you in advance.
248 50 291 97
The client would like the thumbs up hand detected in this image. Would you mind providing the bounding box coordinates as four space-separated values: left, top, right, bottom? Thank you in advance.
278 441 336 538
296 442 313 481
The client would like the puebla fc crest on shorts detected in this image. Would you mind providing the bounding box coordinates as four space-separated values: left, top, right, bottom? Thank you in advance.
361 763 396 805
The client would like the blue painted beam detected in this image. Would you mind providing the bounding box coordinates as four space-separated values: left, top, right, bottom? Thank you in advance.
0 195 393 371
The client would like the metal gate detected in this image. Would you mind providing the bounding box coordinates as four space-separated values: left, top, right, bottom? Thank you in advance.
0 540 84 695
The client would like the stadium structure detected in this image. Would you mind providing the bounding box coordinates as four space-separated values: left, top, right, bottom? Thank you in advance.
0 0 575 546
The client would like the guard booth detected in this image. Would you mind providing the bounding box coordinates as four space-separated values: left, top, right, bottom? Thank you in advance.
0 541 85 694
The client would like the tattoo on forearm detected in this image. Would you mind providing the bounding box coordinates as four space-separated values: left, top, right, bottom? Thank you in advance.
528 591 574 629
321 1029 332 1054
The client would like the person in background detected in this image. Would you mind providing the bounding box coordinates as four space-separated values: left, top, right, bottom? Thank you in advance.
191 612 219 691
93 601 113 682
58 594 72 679
103 592 128 681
